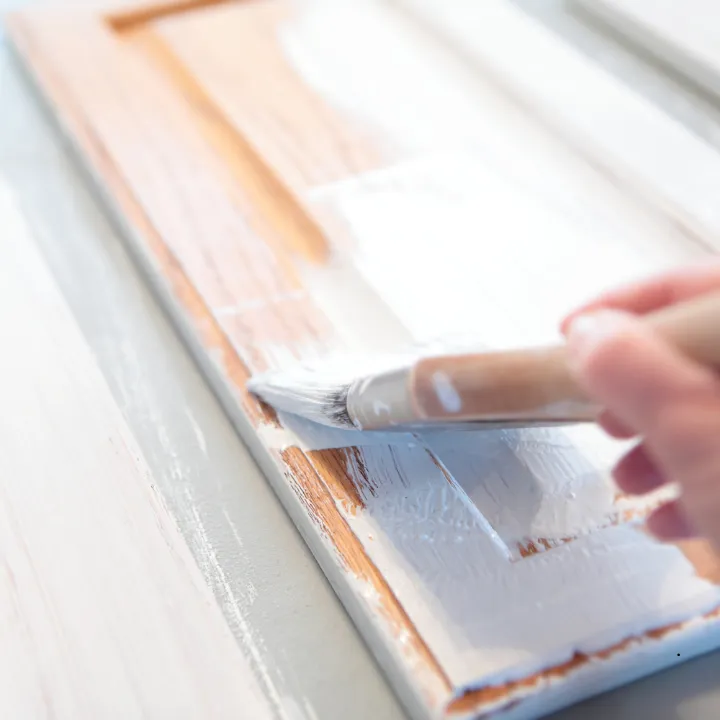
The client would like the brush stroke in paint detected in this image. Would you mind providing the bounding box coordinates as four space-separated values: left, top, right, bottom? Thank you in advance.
268 0 720 700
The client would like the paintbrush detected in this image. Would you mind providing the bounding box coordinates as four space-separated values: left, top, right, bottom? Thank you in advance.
247 290 720 431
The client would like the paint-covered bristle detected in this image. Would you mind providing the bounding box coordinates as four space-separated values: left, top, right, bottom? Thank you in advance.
246 353 416 429
246 367 357 429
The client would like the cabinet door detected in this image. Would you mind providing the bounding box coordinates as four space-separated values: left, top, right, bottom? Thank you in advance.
8 1 720 718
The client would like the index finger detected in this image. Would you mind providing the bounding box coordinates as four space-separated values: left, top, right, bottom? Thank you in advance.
560 260 720 334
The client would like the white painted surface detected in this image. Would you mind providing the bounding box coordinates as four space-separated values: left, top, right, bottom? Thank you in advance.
311 154 701 349
260 409 720 695
573 0 720 101
389 0 720 250
280 1 708 341
0 176 273 719
7 0 717 720
0 19 407 717
270 0 720 708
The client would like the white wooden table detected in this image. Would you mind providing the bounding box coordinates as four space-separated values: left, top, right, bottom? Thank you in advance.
1 0 720 717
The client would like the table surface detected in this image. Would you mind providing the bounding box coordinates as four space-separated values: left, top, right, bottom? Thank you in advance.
2 0 720 718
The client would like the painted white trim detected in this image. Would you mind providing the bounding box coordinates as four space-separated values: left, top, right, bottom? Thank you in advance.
393 0 720 252
572 0 720 102
0 177 273 720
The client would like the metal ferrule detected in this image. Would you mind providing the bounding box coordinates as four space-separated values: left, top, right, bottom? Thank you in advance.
346 366 418 430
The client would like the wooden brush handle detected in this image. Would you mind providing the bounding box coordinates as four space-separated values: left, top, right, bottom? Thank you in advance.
411 290 720 423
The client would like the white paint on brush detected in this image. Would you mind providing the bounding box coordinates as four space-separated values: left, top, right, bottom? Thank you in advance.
247 351 413 427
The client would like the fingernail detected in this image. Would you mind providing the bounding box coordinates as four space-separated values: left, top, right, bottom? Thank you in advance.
565 310 628 370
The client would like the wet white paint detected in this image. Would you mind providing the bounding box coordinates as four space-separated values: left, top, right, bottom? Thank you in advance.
259 409 643 541
335 441 720 690
268 0 720 707
257 410 419 452
247 351 413 427
309 153 700 350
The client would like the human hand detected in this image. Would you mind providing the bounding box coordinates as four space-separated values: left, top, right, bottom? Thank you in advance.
560 262 720 549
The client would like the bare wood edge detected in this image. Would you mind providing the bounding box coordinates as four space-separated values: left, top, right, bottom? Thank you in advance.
7 8 720 720
448 605 720 718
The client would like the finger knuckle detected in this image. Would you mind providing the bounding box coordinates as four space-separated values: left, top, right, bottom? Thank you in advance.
682 488 720 541
582 330 636 378
650 398 720 490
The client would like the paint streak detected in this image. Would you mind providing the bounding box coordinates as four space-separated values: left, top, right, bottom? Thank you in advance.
184 408 208 456
308 447 373 514
286 434 720 719
279 446 451 709
180 494 286 714
446 601 720 718
14 29 277 427
13 2 720 717
260 407 720 696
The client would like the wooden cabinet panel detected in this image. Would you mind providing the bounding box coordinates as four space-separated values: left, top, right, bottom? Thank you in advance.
7 2 720 718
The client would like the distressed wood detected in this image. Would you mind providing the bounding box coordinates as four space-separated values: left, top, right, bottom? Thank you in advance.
0 176 272 720
572 0 720 103
6 2 720 719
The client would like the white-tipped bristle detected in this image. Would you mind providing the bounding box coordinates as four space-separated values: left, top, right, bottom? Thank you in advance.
246 353 415 428
247 366 355 428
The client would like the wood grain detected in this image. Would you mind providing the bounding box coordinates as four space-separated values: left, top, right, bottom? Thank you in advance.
3 7 453 719
7 2 720 719
0 175 272 719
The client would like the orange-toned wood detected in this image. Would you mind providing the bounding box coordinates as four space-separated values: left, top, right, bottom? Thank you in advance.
6 3 720 719
4 5 452 716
